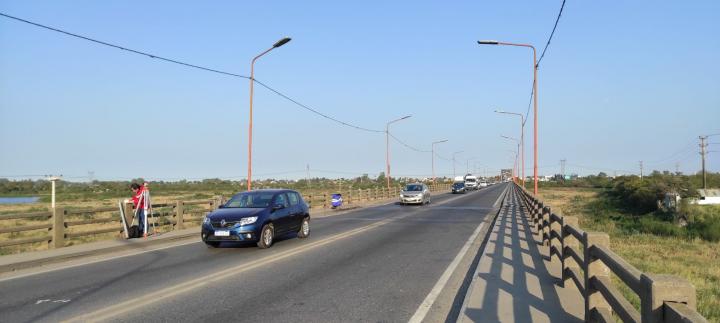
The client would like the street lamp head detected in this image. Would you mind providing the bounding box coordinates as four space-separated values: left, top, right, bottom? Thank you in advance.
401 115 412 120
478 40 499 45
273 37 292 48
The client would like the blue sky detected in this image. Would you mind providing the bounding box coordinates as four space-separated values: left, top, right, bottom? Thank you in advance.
1 1 718 181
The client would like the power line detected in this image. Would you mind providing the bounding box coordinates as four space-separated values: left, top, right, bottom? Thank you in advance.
387 132 431 153
521 0 567 125
0 12 250 79
252 79 383 133
0 12 383 134
536 0 567 68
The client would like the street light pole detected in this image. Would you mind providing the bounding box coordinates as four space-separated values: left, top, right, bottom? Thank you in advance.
247 37 291 191
452 151 464 178
501 135 520 183
431 139 448 184
479 40 538 195
386 115 412 190
495 109 525 187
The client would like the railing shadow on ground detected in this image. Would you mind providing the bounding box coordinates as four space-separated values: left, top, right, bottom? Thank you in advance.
462 188 583 322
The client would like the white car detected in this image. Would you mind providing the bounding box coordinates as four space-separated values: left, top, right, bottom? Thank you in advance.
399 183 431 205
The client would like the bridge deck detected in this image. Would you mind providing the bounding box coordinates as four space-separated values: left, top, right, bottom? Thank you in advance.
458 188 584 322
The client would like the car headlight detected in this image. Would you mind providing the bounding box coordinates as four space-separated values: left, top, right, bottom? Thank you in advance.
203 216 211 225
239 216 258 226
400 194 404 197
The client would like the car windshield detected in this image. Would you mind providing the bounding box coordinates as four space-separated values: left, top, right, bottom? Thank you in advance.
465 178 476 182
453 183 464 187
405 184 423 192
224 192 275 208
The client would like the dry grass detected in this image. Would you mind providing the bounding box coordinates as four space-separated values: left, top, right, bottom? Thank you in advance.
0 186 425 256
539 187 720 322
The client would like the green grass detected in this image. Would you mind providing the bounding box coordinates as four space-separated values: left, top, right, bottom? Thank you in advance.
540 188 720 322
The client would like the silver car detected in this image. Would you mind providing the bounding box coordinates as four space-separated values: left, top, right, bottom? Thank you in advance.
399 183 431 205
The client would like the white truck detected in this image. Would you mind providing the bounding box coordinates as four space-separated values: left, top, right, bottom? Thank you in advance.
464 175 478 190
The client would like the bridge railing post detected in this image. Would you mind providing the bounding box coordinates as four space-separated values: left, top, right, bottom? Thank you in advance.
175 201 184 230
535 201 543 233
584 232 612 321
50 206 65 249
640 274 697 323
562 216 580 288
550 208 563 270
542 206 551 246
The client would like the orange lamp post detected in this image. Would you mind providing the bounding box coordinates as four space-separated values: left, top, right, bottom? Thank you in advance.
479 40 538 195
495 109 525 187
247 37 291 191
431 139 448 184
386 115 412 190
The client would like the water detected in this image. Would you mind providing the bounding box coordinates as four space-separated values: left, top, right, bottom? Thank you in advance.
0 197 41 204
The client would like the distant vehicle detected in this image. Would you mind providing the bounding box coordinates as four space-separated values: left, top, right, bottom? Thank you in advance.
400 183 431 205
452 182 466 194
464 175 478 190
201 189 310 249
478 181 488 188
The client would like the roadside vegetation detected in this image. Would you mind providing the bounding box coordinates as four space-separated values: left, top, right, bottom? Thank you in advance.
1 173 451 256
537 171 720 321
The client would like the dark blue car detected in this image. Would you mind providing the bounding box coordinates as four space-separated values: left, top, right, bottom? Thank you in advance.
201 189 310 248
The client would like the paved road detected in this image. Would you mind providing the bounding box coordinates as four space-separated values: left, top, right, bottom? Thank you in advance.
0 184 507 323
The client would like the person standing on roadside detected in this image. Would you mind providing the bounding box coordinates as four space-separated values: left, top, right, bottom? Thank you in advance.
128 182 146 236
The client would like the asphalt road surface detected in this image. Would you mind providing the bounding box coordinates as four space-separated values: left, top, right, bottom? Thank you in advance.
0 183 507 323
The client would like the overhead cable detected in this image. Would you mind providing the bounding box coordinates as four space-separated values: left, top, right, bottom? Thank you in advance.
387 133 431 153
0 12 383 133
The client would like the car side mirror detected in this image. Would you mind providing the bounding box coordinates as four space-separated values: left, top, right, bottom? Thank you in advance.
272 204 286 211
218 204 226 209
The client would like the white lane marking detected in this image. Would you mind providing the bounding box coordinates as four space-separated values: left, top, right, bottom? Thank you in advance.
0 191 467 282
1 188 498 283
63 211 419 323
408 219 487 323
493 184 510 208
36 299 70 304
408 185 507 323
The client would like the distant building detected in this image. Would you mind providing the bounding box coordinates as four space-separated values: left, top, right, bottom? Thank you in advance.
500 169 512 181
692 189 720 205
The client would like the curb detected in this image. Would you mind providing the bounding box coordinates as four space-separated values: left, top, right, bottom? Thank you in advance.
454 183 511 322
0 232 198 274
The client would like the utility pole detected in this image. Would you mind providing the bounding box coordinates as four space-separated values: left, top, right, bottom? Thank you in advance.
700 136 707 190
47 175 62 209
560 159 566 178
675 162 680 175
306 164 310 189
639 161 644 181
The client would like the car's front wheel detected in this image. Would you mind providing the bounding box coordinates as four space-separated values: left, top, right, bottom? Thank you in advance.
297 217 310 239
257 224 274 249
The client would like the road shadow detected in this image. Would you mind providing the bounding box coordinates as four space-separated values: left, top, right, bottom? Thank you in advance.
461 190 583 322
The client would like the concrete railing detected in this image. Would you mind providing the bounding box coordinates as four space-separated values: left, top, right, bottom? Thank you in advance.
0 197 221 250
512 183 708 323
1 184 451 253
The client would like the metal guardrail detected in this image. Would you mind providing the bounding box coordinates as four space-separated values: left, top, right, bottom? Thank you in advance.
512 183 708 323
1 184 452 253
